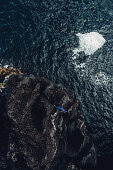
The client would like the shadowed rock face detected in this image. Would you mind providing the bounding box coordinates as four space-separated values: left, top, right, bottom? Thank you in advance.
6 74 96 170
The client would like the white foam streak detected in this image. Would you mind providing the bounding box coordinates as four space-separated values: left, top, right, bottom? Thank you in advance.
91 72 112 86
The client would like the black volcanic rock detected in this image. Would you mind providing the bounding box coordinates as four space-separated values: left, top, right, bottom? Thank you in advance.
0 72 97 170
6 74 96 170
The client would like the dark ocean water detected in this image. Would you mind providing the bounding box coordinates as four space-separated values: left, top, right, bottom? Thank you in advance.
0 0 113 158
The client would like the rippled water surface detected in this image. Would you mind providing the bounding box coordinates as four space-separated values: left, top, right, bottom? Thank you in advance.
0 0 113 157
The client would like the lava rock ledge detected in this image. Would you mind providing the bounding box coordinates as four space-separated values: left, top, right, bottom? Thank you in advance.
0 73 97 170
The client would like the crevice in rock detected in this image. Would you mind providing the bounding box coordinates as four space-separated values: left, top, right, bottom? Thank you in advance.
31 97 46 132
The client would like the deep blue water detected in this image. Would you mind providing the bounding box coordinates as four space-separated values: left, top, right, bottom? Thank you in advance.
0 0 113 157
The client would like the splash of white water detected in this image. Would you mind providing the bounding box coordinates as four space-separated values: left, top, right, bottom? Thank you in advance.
73 32 106 55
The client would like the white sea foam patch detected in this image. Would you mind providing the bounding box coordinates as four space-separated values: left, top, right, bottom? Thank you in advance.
91 72 112 86
73 32 106 55
0 64 14 69
0 64 9 68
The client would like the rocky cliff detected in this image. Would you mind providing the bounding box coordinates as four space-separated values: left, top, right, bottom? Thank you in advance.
0 68 96 170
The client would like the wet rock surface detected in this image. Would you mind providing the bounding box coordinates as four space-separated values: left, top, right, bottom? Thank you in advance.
0 73 96 169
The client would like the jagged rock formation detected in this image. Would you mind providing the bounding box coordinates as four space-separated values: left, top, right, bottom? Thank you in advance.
6 74 96 170
0 67 22 169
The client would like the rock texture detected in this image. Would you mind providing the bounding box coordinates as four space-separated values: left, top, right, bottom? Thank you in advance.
5 74 96 170
0 67 22 92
